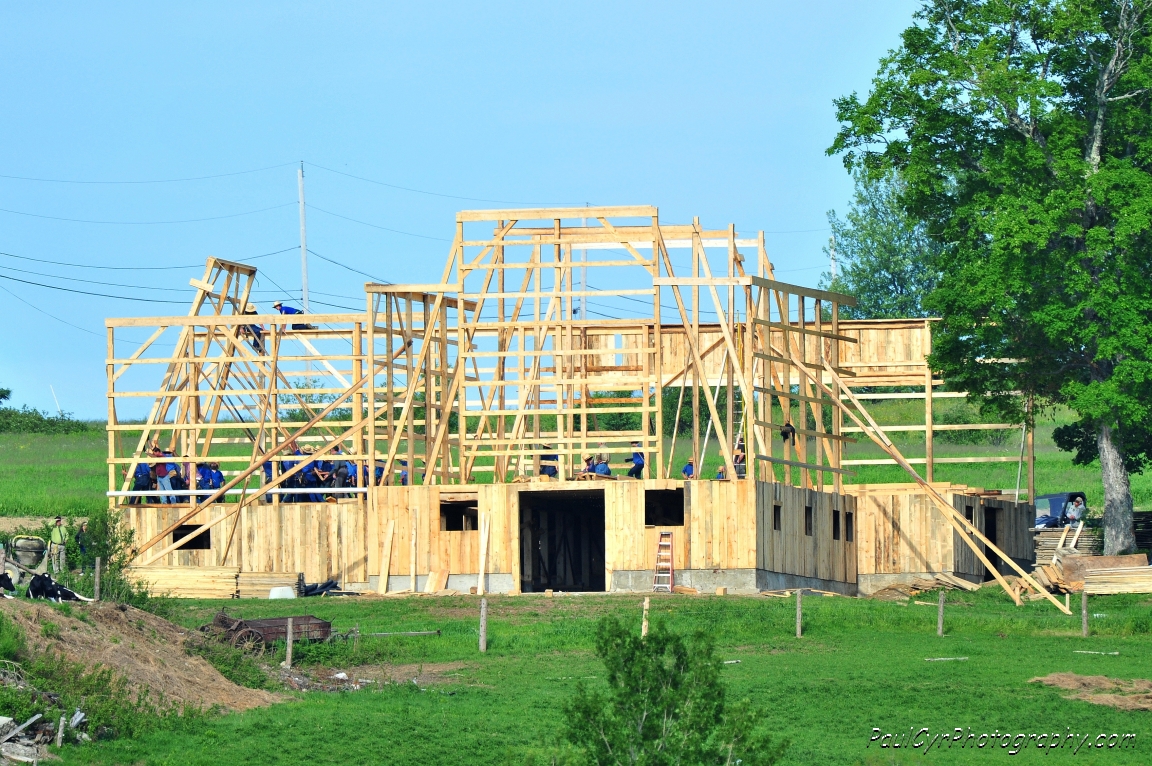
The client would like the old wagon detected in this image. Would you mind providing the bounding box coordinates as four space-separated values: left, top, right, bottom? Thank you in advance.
200 610 333 655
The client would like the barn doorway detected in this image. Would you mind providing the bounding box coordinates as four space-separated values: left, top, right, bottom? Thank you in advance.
519 489 605 592
982 507 1002 581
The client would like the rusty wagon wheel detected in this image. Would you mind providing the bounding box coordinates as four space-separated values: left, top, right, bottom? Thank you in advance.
230 628 265 657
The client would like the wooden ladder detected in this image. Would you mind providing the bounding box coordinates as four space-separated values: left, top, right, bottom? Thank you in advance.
652 531 674 592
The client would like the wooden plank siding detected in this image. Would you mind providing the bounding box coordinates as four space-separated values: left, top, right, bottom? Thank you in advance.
849 484 1034 577
755 482 856 583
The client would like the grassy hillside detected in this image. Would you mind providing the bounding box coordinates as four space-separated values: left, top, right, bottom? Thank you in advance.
61 591 1152 765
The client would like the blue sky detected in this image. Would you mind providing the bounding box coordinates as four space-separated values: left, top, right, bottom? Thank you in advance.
0 1 918 418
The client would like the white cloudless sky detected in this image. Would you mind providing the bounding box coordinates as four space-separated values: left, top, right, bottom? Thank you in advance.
0 1 919 418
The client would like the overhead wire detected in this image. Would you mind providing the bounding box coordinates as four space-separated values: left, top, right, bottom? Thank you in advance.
0 201 295 226
0 273 188 303
0 246 295 271
305 161 581 206
307 205 451 242
0 263 198 292
0 162 297 184
307 248 390 284
0 282 104 337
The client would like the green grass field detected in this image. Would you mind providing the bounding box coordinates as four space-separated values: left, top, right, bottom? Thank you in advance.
5 402 1149 518
57 590 1152 765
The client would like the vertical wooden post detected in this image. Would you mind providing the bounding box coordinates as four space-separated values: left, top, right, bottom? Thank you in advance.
282 617 294 669
410 509 418 593
94 557 102 601
795 589 803 638
56 714 65 748
1026 404 1035 502
937 590 945 637
1081 592 1088 637
924 322 934 483
477 513 490 596
479 597 488 653
641 596 650 638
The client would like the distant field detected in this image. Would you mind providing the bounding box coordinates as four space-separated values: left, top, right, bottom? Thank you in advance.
4 402 1148 517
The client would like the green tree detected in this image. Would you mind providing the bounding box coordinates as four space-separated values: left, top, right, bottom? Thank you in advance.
829 0 1152 553
820 169 942 318
562 616 785 766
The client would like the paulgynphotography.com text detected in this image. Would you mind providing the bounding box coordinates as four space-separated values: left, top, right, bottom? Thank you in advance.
869 727 1137 755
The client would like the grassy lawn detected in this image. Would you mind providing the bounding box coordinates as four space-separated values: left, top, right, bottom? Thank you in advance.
60 591 1152 765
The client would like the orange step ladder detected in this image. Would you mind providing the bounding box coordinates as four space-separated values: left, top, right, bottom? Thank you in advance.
652 531 674 592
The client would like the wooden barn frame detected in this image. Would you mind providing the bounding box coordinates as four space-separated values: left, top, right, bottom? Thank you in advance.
108 207 1062 611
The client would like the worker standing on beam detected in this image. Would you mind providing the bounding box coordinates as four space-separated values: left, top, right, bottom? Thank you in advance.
272 301 316 330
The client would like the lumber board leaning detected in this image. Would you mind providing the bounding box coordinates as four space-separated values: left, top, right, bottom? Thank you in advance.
378 520 396 595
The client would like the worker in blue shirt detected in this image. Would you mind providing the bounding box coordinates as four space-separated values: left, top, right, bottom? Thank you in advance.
272 301 316 330
125 461 153 504
681 458 695 479
209 462 224 489
398 460 409 486
716 465 727 480
627 442 645 479
539 445 559 478
196 464 215 502
594 456 612 477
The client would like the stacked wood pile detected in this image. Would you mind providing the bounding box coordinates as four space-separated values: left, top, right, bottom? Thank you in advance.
126 566 239 599
1031 564 1073 594
237 572 304 599
869 572 980 601
1031 553 1148 594
1034 528 1102 559
1134 511 1152 551
1085 567 1152 595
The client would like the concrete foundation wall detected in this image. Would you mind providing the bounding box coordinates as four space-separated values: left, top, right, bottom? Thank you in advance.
612 568 857 596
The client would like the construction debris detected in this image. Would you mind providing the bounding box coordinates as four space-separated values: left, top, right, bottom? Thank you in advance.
1061 554 1148 584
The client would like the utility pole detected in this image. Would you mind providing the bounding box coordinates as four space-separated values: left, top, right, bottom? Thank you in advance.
298 162 310 314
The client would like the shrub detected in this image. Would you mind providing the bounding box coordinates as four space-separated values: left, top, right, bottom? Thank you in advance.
562 616 786 766
0 405 93 434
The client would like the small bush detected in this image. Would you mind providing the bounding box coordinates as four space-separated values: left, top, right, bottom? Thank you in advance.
562 616 786 766
40 620 61 639
0 405 93 434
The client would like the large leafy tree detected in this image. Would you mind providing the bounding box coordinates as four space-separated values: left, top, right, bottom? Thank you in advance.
829 0 1152 554
821 169 943 318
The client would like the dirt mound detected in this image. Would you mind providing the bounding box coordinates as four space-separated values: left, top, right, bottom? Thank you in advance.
0 599 279 711
1030 673 1152 711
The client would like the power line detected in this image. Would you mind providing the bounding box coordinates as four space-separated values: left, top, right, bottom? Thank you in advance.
307 205 452 242
0 162 297 185
307 248 390 283
0 246 296 271
0 201 295 225
0 282 104 337
0 273 188 303
0 263 194 292
305 161 581 206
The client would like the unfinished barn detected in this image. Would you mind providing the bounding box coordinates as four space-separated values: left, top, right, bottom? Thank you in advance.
108 206 1035 599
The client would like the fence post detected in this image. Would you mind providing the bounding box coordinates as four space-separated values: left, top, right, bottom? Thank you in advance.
479 598 488 653
1081 592 1088 638
94 557 102 601
641 597 650 638
937 590 945 637
795 589 803 638
282 617 294 669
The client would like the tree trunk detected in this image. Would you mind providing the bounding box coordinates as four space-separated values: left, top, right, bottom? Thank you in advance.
1097 423 1136 555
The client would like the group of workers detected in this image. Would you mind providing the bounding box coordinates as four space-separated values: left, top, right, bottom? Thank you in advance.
261 443 397 503
547 438 747 481
239 301 317 354
124 444 225 504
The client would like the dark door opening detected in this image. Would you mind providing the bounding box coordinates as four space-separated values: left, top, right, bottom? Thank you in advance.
520 489 605 592
982 507 1001 581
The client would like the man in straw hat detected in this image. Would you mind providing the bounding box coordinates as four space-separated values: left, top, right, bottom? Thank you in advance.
681 457 695 480
272 301 316 330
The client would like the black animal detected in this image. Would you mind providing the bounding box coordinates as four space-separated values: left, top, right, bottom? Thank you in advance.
780 422 796 443
0 571 14 592
25 573 87 603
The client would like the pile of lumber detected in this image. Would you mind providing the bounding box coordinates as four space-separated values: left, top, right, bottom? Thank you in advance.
1085 566 1152 595
932 572 980 591
1134 511 1152 551
125 566 239 599
1034 527 1102 560
237 572 304 599
1033 553 1148 594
